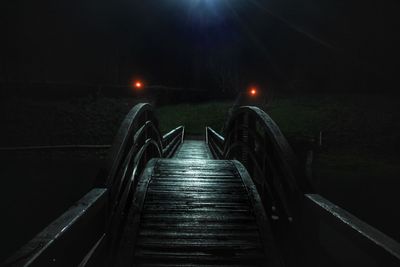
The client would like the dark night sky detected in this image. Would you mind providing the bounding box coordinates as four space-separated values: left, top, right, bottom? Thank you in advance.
1 0 400 92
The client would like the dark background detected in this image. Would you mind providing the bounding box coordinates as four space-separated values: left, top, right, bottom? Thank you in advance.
1 0 400 95
1 0 400 262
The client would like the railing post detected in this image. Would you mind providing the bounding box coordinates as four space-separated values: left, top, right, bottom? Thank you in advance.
236 114 243 161
181 126 185 144
205 127 208 145
247 114 256 179
144 111 148 162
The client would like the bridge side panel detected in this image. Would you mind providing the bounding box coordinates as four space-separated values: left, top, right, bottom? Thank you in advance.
4 188 107 267
300 194 400 267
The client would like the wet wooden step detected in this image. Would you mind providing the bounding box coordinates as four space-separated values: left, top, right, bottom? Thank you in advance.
173 140 212 160
133 248 266 266
138 230 260 240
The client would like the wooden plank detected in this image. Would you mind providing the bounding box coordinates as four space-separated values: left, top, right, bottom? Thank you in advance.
172 141 212 160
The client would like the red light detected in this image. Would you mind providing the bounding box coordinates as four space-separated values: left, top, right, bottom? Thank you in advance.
250 88 257 96
134 81 143 89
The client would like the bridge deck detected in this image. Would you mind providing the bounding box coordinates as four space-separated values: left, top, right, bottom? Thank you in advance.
129 140 274 266
173 140 212 159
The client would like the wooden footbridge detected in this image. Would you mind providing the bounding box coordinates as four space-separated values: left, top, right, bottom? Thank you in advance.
4 103 400 267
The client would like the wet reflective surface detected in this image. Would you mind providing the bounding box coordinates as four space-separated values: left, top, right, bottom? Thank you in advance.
132 141 268 266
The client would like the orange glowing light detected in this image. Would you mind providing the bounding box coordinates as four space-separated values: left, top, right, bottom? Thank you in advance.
250 88 257 96
134 81 143 89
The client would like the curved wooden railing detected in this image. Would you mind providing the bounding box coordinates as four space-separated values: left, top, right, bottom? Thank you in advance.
4 103 184 267
102 103 183 264
206 105 311 266
206 106 304 224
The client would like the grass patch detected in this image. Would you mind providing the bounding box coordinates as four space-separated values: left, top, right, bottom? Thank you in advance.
268 94 399 155
157 93 400 156
156 102 233 135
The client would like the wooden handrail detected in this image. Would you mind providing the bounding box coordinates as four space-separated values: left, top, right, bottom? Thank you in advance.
3 189 107 267
206 106 303 223
99 103 184 264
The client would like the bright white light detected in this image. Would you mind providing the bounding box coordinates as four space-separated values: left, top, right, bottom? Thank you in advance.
185 0 226 26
